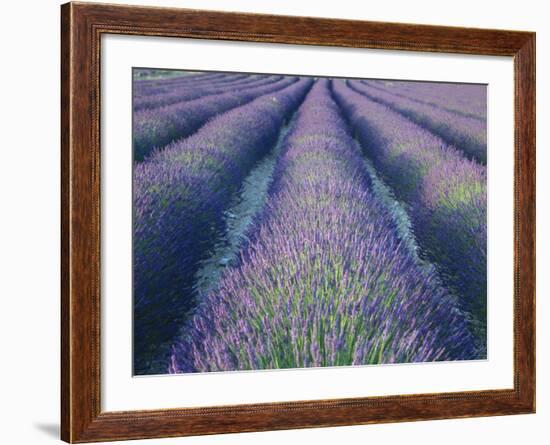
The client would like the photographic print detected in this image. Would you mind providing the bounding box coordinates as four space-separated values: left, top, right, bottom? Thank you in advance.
132 69 487 376
61 5 535 440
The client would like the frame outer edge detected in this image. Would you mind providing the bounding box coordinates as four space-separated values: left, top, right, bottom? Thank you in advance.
61 2 72 442
60 2 536 442
515 33 536 413
62 2 99 442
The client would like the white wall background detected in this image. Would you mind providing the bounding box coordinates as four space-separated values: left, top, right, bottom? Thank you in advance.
0 0 545 444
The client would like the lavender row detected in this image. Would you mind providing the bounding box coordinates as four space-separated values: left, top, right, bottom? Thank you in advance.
348 80 487 165
134 73 230 98
169 79 477 374
332 80 487 340
134 72 230 96
133 78 314 373
363 79 487 121
135 70 224 86
133 76 299 162
133 72 248 101
133 73 251 105
134 75 282 111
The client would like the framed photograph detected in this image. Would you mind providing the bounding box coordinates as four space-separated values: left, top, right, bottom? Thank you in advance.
61 1 535 442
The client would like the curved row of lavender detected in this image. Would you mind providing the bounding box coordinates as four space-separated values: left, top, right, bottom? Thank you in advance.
134 74 228 99
136 71 226 87
133 76 298 162
348 80 487 165
363 79 487 121
169 80 477 374
133 78 314 373
134 72 248 103
134 74 263 110
134 71 229 97
332 80 487 343
134 74 277 111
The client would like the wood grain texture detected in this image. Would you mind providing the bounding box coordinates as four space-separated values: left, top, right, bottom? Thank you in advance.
60 2 536 442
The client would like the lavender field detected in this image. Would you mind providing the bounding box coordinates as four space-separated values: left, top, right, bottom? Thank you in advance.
132 68 487 375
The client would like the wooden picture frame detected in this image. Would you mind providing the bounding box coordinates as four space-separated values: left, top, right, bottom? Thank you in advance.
61 1 535 442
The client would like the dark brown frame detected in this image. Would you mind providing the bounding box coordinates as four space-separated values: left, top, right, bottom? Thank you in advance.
61 1 536 442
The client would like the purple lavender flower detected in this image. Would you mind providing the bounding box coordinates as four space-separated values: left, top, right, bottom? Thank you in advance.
363 79 486 121
134 71 230 97
169 79 477 374
332 79 487 343
348 80 487 164
133 76 299 161
134 74 283 111
133 78 313 373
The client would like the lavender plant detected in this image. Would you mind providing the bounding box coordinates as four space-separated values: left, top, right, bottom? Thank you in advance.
133 78 313 373
332 80 487 343
363 79 487 121
133 76 298 162
134 71 230 97
134 72 246 97
169 79 477 374
348 80 487 165
134 74 279 111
